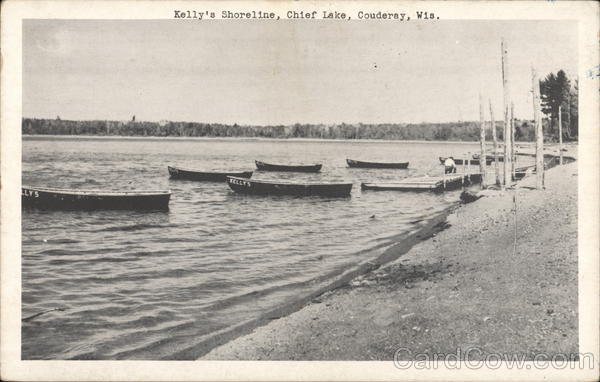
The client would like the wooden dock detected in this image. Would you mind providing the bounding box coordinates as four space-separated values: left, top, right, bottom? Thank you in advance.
361 173 482 192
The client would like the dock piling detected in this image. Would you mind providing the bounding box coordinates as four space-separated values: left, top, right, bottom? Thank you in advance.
510 102 516 180
479 93 486 188
532 67 544 190
467 156 471 182
501 38 512 188
461 154 466 187
489 99 500 186
558 105 563 165
443 169 447 189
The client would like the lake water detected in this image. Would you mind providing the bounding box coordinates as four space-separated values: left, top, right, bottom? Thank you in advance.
22 137 499 359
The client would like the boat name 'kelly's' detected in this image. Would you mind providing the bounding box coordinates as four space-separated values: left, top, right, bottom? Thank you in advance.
22 189 40 197
229 178 251 187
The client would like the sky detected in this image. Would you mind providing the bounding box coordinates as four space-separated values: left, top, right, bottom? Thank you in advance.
23 20 577 124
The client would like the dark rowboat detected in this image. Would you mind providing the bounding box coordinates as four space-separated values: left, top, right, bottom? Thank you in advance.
439 157 492 166
168 166 252 182
346 159 409 169
255 160 322 173
22 186 171 211
227 176 352 197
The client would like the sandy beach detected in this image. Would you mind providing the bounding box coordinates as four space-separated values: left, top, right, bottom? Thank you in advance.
204 152 578 360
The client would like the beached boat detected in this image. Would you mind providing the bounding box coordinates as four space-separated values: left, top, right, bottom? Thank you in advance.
514 164 537 180
439 157 491 166
168 166 252 182
255 160 322 173
227 176 352 197
346 159 409 169
22 185 171 210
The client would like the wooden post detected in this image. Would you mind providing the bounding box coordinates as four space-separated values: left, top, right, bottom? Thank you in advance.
479 94 486 188
510 102 516 180
513 190 517 256
443 168 447 189
489 99 500 186
461 154 465 186
501 39 512 188
567 93 571 139
467 156 471 181
558 105 563 165
532 67 544 190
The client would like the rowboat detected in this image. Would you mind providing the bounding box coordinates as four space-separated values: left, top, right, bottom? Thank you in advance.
255 160 322 173
227 176 352 197
22 185 171 211
514 165 536 180
472 153 505 162
439 157 491 166
168 166 252 182
346 159 409 169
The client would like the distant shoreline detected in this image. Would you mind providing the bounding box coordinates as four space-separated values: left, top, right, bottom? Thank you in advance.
23 117 570 143
22 134 543 146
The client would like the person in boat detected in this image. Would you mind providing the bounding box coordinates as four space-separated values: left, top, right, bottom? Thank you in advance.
444 157 457 174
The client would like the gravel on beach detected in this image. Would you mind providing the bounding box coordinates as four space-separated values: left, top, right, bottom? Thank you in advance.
203 158 578 361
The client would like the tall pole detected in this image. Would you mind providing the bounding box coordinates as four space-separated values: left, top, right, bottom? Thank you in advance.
532 67 544 190
489 99 500 186
501 39 512 188
567 93 571 138
510 102 516 180
479 93 486 188
558 105 563 165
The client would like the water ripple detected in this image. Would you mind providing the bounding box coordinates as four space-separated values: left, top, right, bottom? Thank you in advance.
22 137 483 359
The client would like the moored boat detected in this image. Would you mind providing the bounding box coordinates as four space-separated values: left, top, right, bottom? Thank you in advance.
22 186 171 211
168 166 252 181
472 153 505 162
255 160 322 173
439 157 492 166
226 176 352 197
346 159 409 169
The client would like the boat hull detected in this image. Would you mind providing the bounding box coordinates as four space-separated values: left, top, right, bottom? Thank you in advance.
346 159 409 169
227 176 352 197
168 166 252 182
514 165 537 180
22 186 171 211
439 157 491 166
472 154 505 162
255 161 322 173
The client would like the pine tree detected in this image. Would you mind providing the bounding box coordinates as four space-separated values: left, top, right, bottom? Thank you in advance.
540 70 571 140
567 79 578 139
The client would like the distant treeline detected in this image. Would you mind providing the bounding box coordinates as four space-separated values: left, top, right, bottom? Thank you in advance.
22 118 564 142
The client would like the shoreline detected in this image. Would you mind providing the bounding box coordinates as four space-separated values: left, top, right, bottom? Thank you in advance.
22 134 573 146
163 208 457 359
203 151 578 360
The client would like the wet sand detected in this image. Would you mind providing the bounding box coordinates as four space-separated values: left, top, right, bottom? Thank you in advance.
204 152 578 360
